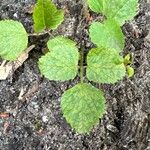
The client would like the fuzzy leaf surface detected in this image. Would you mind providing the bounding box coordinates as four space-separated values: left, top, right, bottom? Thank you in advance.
87 0 139 25
33 0 64 32
0 20 28 60
87 48 126 83
61 83 106 133
89 20 125 52
38 36 79 81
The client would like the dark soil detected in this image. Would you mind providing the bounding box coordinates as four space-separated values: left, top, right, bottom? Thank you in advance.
0 0 150 150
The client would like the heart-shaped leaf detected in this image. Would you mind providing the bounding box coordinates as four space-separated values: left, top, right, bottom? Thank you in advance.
38 36 79 81
87 47 126 83
87 0 139 25
89 20 125 52
33 0 64 32
61 83 106 133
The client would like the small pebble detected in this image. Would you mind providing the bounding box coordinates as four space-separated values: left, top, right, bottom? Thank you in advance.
106 124 118 133
13 12 18 18
42 116 48 122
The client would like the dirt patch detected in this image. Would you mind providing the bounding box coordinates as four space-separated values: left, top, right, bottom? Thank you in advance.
0 0 150 150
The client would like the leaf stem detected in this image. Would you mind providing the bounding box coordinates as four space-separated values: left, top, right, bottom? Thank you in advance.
80 48 84 83
28 31 48 36
25 45 35 53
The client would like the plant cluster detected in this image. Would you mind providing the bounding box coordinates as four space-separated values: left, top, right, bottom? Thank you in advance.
0 0 138 133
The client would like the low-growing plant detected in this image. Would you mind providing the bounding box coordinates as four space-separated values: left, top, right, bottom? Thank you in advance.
0 0 139 133
0 0 64 60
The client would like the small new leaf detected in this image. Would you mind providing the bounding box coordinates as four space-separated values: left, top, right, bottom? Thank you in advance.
0 20 28 60
38 36 79 81
61 83 106 133
87 48 126 84
124 54 132 65
127 66 134 78
33 0 64 32
89 20 125 52
87 0 139 25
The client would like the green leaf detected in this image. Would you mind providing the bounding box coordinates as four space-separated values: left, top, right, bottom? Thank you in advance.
127 66 134 78
61 83 106 133
38 36 79 81
87 0 139 25
124 54 132 65
33 0 64 32
87 48 126 83
89 20 125 52
0 20 28 61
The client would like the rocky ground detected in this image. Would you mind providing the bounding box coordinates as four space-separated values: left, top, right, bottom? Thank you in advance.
0 0 150 150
